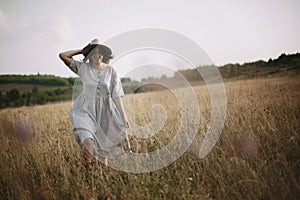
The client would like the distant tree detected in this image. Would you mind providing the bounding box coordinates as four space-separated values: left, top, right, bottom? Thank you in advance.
5 91 10 107
67 77 76 85
26 92 32 106
46 90 53 97
121 77 132 83
0 91 3 108
32 86 40 104
21 93 27 106
54 88 61 95
38 93 46 104
277 53 289 65
32 85 38 94
278 53 287 59
6 89 22 107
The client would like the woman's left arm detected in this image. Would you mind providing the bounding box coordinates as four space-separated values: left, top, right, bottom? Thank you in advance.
113 97 129 128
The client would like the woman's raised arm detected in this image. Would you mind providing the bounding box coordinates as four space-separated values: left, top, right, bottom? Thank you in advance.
59 49 82 67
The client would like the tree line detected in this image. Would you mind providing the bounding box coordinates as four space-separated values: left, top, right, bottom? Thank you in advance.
0 86 72 108
1 52 299 108
0 74 76 86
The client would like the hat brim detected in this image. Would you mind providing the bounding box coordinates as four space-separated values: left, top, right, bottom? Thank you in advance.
82 44 112 57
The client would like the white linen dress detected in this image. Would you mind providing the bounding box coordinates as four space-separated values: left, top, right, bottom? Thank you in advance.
69 58 128 160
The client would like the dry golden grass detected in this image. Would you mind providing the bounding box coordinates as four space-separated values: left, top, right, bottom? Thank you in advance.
0 76 299 199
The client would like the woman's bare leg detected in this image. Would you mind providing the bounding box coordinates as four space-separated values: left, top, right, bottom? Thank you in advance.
83 138 108 169
82 138 94 169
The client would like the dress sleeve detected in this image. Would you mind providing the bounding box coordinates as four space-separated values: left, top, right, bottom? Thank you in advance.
69 58 82 75
111 68 124 99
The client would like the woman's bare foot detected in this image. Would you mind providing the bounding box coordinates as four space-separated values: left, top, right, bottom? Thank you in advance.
103 158 108 168
94 157 108 170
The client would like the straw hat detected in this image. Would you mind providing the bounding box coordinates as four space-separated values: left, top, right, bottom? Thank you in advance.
82 39 113 61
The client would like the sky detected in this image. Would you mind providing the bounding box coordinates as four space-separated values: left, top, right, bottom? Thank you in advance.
0 0 299 78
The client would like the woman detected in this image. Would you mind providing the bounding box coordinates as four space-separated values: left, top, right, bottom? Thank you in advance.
59 39 131 169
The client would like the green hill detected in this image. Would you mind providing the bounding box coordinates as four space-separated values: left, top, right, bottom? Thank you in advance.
218 53 300 80
133 52 300 92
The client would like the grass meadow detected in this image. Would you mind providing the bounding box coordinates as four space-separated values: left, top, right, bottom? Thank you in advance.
0 76 299 199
